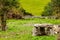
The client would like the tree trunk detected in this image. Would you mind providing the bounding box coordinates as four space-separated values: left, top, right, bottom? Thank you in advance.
1 13 6 31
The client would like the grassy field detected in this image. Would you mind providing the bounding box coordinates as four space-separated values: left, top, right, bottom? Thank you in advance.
20 0 51 16
0 18 59 40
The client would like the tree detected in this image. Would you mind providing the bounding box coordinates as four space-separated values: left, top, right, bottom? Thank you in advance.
0 0 21 31
51 0 60 18
41 2 53 16
51 0 60 17
42 0 60 17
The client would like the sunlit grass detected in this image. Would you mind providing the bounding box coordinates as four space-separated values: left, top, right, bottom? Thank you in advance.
20 0 51 16
0 18 59 40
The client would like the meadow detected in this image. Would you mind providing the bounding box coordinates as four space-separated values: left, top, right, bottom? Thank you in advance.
0 18 59 40
20 0 51 16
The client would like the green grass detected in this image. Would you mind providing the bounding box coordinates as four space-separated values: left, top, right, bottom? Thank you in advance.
0 18 59 40
20 0 51 16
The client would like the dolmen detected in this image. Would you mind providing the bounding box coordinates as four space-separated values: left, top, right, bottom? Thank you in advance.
32 24 60 36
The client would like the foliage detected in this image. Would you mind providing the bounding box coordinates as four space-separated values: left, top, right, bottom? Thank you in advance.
0 0 21 15
42 0 60 16
51 0 60 7
51 0 60 16
41 2 53 16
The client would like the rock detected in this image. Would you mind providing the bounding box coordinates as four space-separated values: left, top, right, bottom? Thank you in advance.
32 24 59 36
